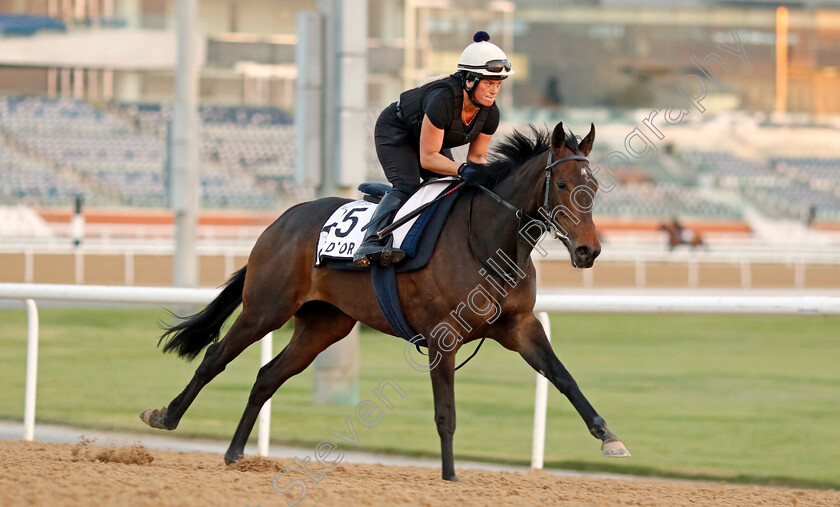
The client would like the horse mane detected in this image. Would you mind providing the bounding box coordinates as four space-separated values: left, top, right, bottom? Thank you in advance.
482 125 581 188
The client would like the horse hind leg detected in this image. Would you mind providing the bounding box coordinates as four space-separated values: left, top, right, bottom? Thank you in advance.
140 300 296 431
224 301 357 465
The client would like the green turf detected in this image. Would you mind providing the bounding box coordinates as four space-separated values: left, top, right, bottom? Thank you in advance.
1 306 838 488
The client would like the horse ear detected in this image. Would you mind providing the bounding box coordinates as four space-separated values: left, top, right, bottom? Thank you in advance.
579 123 595 156
551 122 566 151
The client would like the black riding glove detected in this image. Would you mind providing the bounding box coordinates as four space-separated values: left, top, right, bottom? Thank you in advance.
457 162 489 187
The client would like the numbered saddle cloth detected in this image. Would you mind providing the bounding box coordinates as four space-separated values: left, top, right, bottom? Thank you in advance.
315 178 459 272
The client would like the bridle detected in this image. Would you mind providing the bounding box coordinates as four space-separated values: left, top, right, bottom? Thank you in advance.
474 150 590 234
467 149 590 286
540 151 590 229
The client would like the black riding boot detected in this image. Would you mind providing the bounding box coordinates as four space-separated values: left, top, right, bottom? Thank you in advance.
352 191 408 267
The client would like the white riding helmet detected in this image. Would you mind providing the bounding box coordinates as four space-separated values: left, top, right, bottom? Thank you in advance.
456 31 514 79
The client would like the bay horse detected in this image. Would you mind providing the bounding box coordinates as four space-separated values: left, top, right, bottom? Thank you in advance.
660 219 704 250
140 122 630 481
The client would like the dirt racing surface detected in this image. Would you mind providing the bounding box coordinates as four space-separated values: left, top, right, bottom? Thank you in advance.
1 439 837 506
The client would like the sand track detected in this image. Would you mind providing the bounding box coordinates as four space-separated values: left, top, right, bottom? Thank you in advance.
1 440 837 506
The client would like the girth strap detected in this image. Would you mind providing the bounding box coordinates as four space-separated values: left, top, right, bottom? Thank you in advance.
371 264 427 347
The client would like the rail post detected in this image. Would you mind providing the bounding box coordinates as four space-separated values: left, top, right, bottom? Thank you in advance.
258 332 273 456
24 299 39 441
531 311 551 469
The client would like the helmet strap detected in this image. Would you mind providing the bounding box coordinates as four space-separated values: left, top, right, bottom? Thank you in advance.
462 73 485 108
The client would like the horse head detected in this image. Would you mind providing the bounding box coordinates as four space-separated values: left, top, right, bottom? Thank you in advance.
542 122 601 268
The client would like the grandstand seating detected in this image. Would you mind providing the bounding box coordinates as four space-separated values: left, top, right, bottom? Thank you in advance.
593 181 743 220
681 150 785 188
0 144 93 206
773 157 840 194
0 95 837 223
744 184 840 222
118 102 301 187
680 150 840 222
0 97 286 209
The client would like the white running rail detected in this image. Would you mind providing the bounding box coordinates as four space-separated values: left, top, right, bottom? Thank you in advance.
0 283 273 455
1 283 839 467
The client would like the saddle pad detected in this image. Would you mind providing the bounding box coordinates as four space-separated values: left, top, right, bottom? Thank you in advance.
390 178 458 247
315 178 458 266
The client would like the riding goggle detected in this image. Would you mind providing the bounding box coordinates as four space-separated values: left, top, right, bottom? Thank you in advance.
461 59 511 73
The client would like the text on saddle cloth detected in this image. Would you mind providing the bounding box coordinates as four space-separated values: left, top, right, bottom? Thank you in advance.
315 178 459 266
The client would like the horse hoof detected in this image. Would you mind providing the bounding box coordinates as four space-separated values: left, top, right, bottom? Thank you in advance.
443 474 459 482
601 440 631 458
224 450 243 465
139 406 172 430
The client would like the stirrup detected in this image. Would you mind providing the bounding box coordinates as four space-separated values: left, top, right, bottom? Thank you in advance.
351 244 405 268
379 246 405 267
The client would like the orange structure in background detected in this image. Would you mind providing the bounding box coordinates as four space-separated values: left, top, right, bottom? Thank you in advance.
36 209 753 237
776 6 789 115
37 208 277 228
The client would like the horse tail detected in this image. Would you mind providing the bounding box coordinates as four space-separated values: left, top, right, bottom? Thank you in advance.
158 266 247 361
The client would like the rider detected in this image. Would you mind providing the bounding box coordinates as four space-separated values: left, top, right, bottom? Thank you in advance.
353 31 514 267
672 217 684 237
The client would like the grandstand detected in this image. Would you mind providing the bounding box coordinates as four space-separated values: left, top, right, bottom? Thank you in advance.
0 2 837 236
1 94 839 229
117 102 297 189
0 1 837 296
680 149 840 223
593 182 743 221
0 143 89 206
680 151 784 189
774 158 840 193
0 96 303 209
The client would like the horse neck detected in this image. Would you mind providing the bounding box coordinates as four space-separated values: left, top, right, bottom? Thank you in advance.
492 153 547 216
468 154 547 267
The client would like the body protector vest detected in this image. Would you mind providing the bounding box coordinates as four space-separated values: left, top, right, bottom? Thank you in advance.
397 75 491 150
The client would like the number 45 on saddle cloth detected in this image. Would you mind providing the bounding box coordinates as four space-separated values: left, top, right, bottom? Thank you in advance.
315 178 460 273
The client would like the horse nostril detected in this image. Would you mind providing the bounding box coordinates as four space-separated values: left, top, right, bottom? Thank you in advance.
575 246 591 260
591 247 601 260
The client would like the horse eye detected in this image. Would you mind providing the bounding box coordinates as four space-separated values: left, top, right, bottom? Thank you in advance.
557 181 568 191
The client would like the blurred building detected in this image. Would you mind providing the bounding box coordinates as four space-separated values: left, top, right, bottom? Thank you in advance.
0 0 838 224
0 0 837 114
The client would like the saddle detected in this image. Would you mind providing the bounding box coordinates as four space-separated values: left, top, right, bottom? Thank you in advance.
358 182 391 203
315 178 463 348
316 178 460 274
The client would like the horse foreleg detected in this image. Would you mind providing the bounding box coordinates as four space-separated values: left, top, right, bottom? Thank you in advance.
428 349 459 481
505 314 630 458
224 305 356 464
